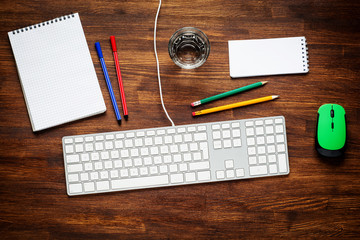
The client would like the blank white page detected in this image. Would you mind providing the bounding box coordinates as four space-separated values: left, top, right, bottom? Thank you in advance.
8 13 106 131
228 36 309 78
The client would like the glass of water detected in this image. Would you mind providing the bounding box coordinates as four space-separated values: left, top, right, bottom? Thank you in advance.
168 27 210 69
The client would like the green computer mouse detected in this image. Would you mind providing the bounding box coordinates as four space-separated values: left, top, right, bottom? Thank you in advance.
315 104 346 157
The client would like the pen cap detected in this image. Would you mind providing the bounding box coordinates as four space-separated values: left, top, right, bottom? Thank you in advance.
110 36 117 52
95 42 103 58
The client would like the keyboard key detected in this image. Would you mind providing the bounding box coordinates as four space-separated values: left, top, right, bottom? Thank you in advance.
255 127 264 135
222 123 230 129
110 170 119 178
248 147 256 155
256 136 265 145
105 134 114 140
235 168 244 177
187 126 196 132
85 143 93 152
66 155 79 163
80 173 88 181
225 160 234 169
100 171 109 179
278 154 287 172
275 118 283 124
213 140 222 149
231 122 240 128
212 124 220 130
189 161 210 171
275 125 284 133
75 144 84 153
159 165 168 174
276 134 285 143
185 172 196 182
258 146 266 154
250 165 267 175
69 184 82 193
130 168 139 177
96 181 110 191
267 145 276 153
266 135 275 144
223 139 232 148
269 164 277 174
245 121 253 127
171 173 184 183
255 120 263 126
232 129 241 137
112 175 169 189
104 141 113 150
197 171 211 181
65 145 74 154
136 131 145 137
95 136 104 141
268 155 276 163
198 125 206 131
216 170 225 179
84 182 95 192
258 156 266 164
233 139 241 147
169 164 178 173
189 142 198 151
246 128 254 136
249 156 257 165
194 132 207 141
222 130 231 139
193 152 202 161
140 167 149 176
277 144 286 152
90 172 99 180
226 169 235 178
68 174 79 182
64 138 73 144
179 163 188 172
212 131 221 139
265 126 274 134
85 136 93 142
67 164 83 173
247 137 255 145
265 119 273 124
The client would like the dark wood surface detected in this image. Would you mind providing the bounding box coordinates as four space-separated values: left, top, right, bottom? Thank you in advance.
1 0 359 239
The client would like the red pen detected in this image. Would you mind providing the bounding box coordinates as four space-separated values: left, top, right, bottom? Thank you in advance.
110 36 128 120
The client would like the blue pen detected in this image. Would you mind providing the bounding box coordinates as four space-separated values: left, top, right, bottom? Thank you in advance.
95 42 122 124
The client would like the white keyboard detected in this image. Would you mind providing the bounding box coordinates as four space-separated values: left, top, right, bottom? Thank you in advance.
62 116 289 196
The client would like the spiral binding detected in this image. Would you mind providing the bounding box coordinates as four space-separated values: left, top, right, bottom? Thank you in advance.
12 13 76 35
301 37 309 72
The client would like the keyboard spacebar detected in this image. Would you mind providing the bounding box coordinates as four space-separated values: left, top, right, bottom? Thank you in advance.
111 175 169 189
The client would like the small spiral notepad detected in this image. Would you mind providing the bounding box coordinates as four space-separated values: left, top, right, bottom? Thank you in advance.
228 36 309 78
8 13 106 132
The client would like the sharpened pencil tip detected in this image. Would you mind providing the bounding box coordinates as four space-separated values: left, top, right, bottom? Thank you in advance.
272 95 279 99
124 115 128 120
117 119 122 125
261 81 268 85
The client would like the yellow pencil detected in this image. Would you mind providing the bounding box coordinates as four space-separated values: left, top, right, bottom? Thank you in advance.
192 95 279 116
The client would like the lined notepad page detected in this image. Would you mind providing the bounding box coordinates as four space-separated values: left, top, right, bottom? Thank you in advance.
228 36 309 78
8 13 106 131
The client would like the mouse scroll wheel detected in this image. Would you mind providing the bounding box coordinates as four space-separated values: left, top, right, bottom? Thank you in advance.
330 110 334 118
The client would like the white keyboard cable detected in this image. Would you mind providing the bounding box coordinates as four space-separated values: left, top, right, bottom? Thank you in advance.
154 0 175 127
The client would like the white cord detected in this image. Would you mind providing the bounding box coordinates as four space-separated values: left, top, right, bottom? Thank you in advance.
154 0 175 126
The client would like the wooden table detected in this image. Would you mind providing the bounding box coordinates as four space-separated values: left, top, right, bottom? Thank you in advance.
1 0 359 238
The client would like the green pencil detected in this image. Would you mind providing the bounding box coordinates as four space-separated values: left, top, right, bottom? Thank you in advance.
191 81 268 107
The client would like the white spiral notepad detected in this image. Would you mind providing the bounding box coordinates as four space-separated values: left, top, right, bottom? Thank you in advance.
228 36 309 78
8 13 106 132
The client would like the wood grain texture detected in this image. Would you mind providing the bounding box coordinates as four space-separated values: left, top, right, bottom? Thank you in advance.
1 0 359 239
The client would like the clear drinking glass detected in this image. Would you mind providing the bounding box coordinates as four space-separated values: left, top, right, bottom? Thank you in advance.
168 27 210 69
